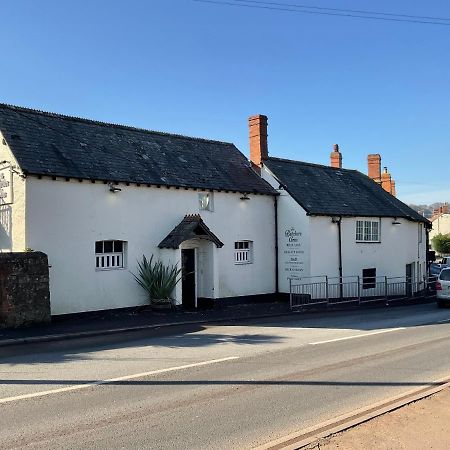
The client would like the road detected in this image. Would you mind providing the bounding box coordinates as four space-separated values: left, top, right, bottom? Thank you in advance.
1 303 450 449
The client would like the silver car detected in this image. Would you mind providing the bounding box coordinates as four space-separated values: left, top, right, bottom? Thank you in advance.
437 268 450 308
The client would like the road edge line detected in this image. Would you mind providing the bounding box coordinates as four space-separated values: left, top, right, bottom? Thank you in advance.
254 376 450 450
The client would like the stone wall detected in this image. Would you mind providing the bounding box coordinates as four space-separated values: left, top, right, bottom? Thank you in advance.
0 252 50 328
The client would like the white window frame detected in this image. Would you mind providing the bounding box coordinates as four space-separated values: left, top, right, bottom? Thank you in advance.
356 220 380 243
95 240 126 271
234 240 253 265
418 223 423 243
199 192 214 211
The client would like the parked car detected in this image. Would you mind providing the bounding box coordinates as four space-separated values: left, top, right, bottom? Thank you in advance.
430 257 450 277
430 263 442 277
437 268 450 308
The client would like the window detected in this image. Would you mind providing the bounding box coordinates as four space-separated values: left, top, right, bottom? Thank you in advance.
95 240 126 270
356 220 380 242
199 192 214 211
362 268 376 289
440 269 450 281
234 241 253 264
418 224 423 243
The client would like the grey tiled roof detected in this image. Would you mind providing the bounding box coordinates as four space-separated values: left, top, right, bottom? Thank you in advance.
158 214 224 249
265 157 429 223
0 104 275 195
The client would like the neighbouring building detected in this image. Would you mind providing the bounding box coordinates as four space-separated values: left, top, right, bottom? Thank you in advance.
248 115 430 293
0 104 277 315
430 203 450 252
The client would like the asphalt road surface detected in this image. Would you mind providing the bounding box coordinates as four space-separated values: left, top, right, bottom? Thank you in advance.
1 303 450 450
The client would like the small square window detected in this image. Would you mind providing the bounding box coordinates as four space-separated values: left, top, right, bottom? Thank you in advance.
234 241 253 264
95 240 126 270
356 220 380 243
362 268 376 289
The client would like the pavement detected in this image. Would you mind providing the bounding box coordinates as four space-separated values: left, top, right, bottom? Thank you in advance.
0 300 292 346
1 302 450 449
314 387 450 449
0 296 435 347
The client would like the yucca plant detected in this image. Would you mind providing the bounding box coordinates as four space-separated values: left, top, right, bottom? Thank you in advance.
133 255 182 308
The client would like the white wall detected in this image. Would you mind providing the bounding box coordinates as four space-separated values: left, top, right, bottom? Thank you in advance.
261 163 427 292
311 216 427 281
430 214 450 251
25 177 276 314
261 166 311 292
0 133 26 252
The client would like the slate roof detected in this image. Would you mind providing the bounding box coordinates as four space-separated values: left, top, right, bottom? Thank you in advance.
0 104 275 195
158 214 224 249
265 157 429 223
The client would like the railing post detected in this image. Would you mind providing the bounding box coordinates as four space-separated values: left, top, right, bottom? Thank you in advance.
385 276 389 305
357 276 361 305
289 278 292 310
325 275 329 306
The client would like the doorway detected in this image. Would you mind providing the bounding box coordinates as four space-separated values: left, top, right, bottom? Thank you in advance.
406 263 413 297
182 248 196 309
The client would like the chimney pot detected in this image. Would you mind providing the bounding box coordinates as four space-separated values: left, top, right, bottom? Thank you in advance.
381 166 393 194
249 114 268 167
330 144 342 168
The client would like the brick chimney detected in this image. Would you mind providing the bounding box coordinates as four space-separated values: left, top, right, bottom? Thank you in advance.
368 154 381 182
381 167 393 194
391 180 396 197
330 144 342 169
249 114 268 167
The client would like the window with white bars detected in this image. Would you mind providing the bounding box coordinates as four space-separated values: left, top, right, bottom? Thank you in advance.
95 240 126 270
234 241 253 265
356 220 380 242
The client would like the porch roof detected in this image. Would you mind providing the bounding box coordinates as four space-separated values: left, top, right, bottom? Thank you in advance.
158 214 224 249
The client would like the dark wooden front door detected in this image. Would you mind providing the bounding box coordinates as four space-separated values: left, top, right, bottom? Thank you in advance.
182 249 196 309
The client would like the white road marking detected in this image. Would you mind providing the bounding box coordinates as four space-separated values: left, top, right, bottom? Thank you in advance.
309 328 405 345
0 356 239 405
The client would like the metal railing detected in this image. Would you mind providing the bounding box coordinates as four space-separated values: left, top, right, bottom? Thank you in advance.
290 275 435 309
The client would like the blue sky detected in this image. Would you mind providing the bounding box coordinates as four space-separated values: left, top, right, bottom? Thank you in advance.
1 0 449 204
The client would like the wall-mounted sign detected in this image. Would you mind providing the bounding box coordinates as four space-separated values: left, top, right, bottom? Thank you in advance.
0 166 13 205
282 227 305 279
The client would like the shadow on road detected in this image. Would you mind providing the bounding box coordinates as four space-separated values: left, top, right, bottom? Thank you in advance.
0 326 285 365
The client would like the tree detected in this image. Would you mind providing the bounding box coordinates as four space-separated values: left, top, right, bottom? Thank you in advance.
431 233 450 255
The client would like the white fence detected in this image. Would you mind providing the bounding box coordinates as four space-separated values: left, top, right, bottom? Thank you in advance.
290 275 435 309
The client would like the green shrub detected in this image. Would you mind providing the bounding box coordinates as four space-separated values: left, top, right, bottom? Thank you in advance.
133 255 182 306
431 233 450 254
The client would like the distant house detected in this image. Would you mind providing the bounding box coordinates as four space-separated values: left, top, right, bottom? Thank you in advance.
430 203 450 252
0 104 277 315
248 115 430 293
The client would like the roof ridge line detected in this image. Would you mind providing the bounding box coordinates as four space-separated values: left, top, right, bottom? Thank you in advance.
0 102 233 146
267 156 358 172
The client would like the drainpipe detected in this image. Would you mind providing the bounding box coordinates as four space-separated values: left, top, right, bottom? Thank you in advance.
332 216 343 299
274 195 279 296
